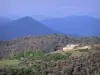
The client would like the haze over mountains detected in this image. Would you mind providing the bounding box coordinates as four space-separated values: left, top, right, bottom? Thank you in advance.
0 15 100 40
0 16 55 40
0 17 11 25
41 15 100 36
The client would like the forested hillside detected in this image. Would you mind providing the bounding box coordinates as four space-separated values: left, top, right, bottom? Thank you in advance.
0 34 100 58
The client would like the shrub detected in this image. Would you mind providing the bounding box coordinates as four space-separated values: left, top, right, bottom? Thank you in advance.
12 50 45 59
43 53 69 61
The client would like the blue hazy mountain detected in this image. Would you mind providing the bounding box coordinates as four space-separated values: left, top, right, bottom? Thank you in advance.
0 17 11 26
0 16 55 40
41 15 100 36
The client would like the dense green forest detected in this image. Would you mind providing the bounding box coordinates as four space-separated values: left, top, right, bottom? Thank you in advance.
0 49 100 75
0 35 100 75
1 34 100 58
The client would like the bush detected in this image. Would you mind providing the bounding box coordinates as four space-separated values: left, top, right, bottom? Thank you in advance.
12 50 45 59
43 53 69 61
1 52 100 75
34 50 45 57
0 57 2 60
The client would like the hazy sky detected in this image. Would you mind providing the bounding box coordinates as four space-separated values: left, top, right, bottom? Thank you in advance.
0 0 100 20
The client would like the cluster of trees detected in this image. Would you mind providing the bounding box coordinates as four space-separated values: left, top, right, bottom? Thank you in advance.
1 35 100 75
0 51 100 75
10 51 71 62
0 34 69 58
1 34 100 58
9 50 45 59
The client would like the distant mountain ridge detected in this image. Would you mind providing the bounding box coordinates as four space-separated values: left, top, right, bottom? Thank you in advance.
41 15 100 36
0 16 55 40
1 15 100 40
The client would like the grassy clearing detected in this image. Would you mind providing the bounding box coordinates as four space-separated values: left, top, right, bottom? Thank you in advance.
0 59 20 67
50 49 90 57
71 51 89 57
0 49 98 68
50 50 68 55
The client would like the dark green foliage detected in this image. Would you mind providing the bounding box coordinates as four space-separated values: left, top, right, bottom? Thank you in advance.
1 35 100 58
43 53 69 61
0 52 100 75
13 50 45 59
14 52 24 59
35 50 45 57
0 34 69 58
1 35 100 75
0 57 2 60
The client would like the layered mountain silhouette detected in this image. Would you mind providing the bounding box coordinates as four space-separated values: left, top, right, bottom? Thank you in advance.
1 15 100 40
41 15 100 36
0 16 55 40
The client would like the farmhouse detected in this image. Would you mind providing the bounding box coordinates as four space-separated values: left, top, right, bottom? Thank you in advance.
63 44 91 51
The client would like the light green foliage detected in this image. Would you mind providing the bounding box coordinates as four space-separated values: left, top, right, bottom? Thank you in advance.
71 50 90 57
0 60 19 67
